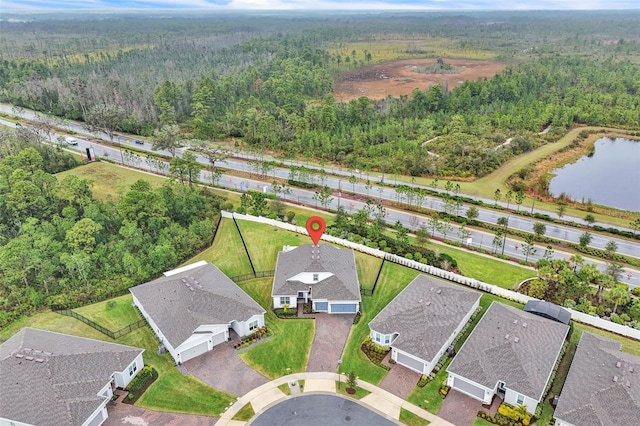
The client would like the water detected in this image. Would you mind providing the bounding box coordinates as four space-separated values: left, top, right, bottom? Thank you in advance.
548 137 640 212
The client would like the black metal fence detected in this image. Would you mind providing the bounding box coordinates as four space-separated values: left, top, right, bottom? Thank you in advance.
230 270 275 282
57 309 147 339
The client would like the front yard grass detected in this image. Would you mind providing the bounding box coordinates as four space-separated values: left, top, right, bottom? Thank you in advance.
232 403 255 421
74 294 142 331
400 408 431 426
188 218 254 277
277 383 292 395
237 278 315 379
335 383 371 399
340 262 419 385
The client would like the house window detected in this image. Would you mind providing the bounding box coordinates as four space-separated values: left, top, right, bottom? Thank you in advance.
516 394 525 405
280 296 290 306
375 332 381 343
384 335 391 344
313 273 319 281
249 320 259 331
128 362 137 376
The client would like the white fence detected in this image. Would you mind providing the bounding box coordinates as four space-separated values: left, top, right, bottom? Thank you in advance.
222 211 640 340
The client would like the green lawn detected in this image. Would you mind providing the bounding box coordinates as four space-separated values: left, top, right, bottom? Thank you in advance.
238 278 315 379
400 409 431 426
0 310 106 343
232 403 255 421
277 382 292 395
340 262 420 384
335 383 371 399
473 417 494 426
355 251 383 290
236 220 314 271
423 242 536 289
57 161 167 200
189 218 254 277
74 294 142 331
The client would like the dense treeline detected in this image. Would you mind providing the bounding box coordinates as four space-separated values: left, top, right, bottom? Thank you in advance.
1 12 640 179
0 135 222 327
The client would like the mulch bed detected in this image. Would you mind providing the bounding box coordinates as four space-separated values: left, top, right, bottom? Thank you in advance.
122 371 158 405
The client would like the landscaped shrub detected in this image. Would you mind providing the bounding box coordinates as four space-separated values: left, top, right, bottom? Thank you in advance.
417 375 429 387
498 402 531 426
125 366 157 392
360 337 390 366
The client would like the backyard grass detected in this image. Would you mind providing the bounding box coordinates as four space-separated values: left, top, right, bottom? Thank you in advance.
335 383 371 399
0 310 106 343
74 294 142 331
188 218 254 277
421 240 536 289
400 408 431 426
56 161 166 200
355 251 383 290
236 220 312 271
232 403 255 421
340 262 420 384
238 278 315 379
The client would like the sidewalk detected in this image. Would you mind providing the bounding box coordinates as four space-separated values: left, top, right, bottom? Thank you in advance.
216 372 455 426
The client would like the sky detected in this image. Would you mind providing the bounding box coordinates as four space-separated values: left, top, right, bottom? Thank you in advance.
1 0 639 11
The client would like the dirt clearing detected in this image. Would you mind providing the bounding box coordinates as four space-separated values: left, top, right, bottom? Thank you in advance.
333 58 506 102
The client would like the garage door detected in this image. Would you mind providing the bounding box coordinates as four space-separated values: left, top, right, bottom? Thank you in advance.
397 352 425 373
315 301 328 311
453 376 486 400
211 330 226 347
180 341 209 362
330 303 357 313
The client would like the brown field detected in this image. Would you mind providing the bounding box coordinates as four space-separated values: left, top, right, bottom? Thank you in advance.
333 58 506 102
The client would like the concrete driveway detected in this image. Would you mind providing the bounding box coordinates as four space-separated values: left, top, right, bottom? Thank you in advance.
306 313 354 372
104 402 217 426
183 342 268 397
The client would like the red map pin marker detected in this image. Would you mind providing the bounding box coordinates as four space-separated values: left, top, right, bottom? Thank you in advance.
306 216 326 245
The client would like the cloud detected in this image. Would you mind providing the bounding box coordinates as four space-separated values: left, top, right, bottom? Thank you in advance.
1 0 639 10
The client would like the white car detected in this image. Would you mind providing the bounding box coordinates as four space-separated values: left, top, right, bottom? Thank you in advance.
65 137 79 146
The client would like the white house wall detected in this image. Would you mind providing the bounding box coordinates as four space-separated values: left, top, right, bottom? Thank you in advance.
504 388 539 415
231 314 265 336
273 295 296 309
113 352 144 389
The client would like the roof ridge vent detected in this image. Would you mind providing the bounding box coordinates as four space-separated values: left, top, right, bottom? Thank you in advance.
616 362 621 368
513 319 518 324
436 289 442 294
522 322 528 328
514 337 520 343
613 375 619 382
630 367 635 373
426 301 431 306
505 334 510 339
35 358 44 363
14 354 24 359
25 356 34 361
626 380 631 388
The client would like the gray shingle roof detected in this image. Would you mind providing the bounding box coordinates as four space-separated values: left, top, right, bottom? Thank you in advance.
130 262 265 348
369 275 480 363
447 302 569 401
272 244 360 301
554 331 640 426
0 328 143 426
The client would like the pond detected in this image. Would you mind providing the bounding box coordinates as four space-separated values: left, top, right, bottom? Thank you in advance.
548 137 640 212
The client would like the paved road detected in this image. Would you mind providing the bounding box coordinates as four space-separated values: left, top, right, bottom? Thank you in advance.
250 394 398 426
2 113 639 288
2 103 638 259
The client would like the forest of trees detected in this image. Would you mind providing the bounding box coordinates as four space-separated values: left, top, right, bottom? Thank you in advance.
1 12 639 180
0 133 223 328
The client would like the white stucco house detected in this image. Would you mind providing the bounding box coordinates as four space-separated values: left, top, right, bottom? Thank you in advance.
272 244 361 314
0 328 144 426
447 302 569 414
369 274 481 375
131 260 265 364
554 331 640 426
